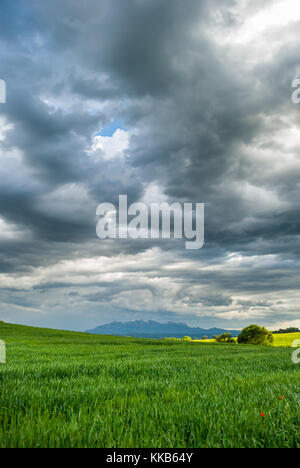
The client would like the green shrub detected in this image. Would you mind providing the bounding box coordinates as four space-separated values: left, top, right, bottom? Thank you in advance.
238 325 274 346
216 333 236 344
183 336 192 342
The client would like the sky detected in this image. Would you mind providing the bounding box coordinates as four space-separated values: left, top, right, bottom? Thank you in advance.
0 0 300 331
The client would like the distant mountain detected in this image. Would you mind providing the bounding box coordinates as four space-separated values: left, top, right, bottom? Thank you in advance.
86 320 240 339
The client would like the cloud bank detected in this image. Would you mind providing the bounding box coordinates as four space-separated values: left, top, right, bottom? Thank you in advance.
0 0 299 330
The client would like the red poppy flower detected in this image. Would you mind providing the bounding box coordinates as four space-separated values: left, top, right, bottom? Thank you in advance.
279 396 284 400
260 413 265 418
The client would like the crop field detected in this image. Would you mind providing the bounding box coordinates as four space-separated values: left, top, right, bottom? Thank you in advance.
0 322 299 448
195 333 300 346
273 333 300 347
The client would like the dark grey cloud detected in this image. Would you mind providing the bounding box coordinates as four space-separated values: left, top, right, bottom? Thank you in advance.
0 0 299 330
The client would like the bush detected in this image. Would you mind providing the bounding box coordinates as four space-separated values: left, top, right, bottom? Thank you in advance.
216 333 236 344
183 336 192 342
238 325 274 346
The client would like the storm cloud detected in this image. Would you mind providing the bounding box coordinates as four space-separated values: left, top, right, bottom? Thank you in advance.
0 0 300 330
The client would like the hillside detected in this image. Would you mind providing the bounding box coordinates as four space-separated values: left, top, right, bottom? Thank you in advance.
0 322 299 448
1 321 298 347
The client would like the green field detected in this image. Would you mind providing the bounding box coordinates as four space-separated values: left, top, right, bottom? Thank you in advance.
0 322 299 448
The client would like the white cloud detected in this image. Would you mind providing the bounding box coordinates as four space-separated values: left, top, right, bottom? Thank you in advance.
89 129 130 160
141 183 168 205
35 183 93 223
207 0 300 62
0 216 31 241
272 319 300 330
236 0 300 44
0 116 13 142
233 181 289 213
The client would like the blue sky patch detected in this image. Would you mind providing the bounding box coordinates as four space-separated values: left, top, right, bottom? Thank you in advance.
99 119 127 137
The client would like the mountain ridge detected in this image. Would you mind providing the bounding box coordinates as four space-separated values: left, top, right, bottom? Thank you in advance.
86 320 240 339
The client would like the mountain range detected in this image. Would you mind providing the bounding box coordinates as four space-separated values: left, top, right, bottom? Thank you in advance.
86 320 240 339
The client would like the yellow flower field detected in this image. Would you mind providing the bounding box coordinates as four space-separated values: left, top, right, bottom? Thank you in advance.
273 333 300 347
194 333 300 347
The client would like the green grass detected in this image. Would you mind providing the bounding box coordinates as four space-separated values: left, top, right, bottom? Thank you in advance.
0 322 299 448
